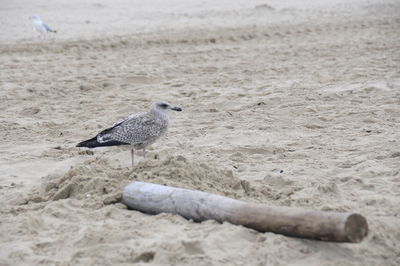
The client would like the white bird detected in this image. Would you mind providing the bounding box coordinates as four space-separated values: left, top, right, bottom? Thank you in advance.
77 101 182 167
30 15 57 36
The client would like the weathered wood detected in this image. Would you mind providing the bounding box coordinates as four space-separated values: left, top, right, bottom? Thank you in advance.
122 181 368 242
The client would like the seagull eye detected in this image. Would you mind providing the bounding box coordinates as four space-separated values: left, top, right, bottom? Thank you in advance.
159 103 168 108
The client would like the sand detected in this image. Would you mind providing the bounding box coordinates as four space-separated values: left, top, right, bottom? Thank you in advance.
1 0 400 265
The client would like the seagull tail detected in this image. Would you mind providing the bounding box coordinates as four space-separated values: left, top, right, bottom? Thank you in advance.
76 136 129 148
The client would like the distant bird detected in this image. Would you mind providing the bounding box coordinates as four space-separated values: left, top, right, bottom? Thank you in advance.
77 101 182 167
30 15 57 35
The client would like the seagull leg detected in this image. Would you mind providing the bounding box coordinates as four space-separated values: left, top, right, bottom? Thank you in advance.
131 148 135 167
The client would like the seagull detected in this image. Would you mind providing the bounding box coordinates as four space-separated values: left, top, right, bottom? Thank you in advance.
30 15 57 35
77 101 182 167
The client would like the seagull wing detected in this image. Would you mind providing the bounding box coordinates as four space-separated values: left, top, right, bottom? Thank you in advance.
111 113 141 127
97 113 163 144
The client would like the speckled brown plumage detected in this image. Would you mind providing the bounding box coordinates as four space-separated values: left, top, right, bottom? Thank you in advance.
77 101 182 166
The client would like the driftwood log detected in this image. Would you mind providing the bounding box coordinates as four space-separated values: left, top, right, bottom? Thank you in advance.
122 181 368 242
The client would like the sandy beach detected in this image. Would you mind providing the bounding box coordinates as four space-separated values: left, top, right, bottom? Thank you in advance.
1 0 400 265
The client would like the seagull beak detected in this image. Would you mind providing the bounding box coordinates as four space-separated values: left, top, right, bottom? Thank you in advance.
170 106 182 111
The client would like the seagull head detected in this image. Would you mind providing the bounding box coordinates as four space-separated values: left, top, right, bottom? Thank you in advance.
152 101 182 112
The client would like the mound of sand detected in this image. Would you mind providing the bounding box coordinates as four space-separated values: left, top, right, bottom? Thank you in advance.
31 155 252 207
